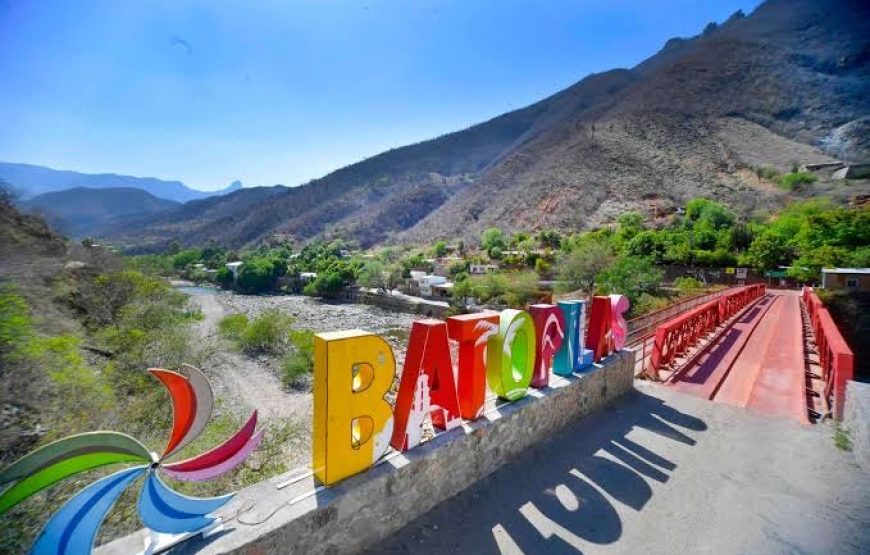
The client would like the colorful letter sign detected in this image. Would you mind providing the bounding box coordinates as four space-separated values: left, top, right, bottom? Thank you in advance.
609 294 630 350
446 312 500 419
313 330 395 486
391 320 461 451
487 309 536 401
587 296 613 362
553 300 593 375
306 290 629 487
528 304 565 388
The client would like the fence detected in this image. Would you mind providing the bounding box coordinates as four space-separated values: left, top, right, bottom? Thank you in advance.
802 287 855 420
625 287 735 375
645 284 766 379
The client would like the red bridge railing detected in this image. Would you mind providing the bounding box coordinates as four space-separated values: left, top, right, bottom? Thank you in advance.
802 287 854 420
647 284 765 379
627 287 735 374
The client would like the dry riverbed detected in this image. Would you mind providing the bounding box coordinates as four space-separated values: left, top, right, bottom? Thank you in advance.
183 287 416 467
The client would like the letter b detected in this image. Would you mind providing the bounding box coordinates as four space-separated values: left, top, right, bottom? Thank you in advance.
313 330 395 486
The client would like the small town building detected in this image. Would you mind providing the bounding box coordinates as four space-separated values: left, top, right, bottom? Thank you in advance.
300 272 318 283
418 275 448 296
469 264 499 275
821 268 870 291
431 282 454 299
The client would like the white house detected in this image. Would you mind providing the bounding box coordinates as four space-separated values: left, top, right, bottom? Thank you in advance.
418 275 448 296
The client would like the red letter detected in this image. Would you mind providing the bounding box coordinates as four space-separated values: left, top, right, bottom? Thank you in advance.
390 320 460 451
446 313 500 420
528 304 565 388
587 296 613 362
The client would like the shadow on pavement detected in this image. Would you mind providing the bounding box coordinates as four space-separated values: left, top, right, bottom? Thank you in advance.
365 389 706 555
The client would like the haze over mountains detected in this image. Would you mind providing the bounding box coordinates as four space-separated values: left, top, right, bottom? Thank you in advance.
7 0 870 250
0 162 242 203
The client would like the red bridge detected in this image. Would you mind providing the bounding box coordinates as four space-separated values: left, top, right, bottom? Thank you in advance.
629 285 854 423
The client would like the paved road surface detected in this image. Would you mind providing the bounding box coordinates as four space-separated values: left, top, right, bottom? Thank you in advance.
367 382 869 555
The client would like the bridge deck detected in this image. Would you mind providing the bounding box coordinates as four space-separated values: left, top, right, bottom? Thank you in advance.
667 290 809 423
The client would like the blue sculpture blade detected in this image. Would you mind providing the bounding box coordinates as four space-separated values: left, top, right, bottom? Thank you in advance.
137 471 233 534
32 465 146 555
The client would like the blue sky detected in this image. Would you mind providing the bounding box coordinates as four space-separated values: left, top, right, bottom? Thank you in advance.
0 0 762 191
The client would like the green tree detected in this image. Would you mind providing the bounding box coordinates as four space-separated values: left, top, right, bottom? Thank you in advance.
432 241 448 258
626 230 666 262
481 227 506 257
556 241 614 292
536 229 562 250
596 256 663 307
743 231 791 270
359 259 403 293
236 257 277 293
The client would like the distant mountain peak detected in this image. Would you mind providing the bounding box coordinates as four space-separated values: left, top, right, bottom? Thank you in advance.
0 162 243 203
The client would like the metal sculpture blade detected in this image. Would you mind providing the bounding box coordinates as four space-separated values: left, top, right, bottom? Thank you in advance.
32 466 146 555
148 369 197 459
170 364 215 456
163 412 263 482
137 471 232 534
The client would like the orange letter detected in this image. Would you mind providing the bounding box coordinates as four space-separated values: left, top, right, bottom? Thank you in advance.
447 313 499 419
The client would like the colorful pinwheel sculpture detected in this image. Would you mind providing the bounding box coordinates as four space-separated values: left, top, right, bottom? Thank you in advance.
0 364 263 555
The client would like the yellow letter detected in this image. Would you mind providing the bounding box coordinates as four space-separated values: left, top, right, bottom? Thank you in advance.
313 330 395 485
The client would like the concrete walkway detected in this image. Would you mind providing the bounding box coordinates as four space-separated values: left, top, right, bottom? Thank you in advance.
366 383 869 555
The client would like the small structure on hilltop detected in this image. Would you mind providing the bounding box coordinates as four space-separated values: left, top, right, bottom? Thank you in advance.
821 268 870 291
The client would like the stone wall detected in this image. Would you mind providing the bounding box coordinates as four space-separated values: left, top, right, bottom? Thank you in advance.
99 349 634 555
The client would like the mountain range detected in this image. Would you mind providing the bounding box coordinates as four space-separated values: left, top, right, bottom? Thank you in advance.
11 0 870 250
0 162 242 203
21 187 181 239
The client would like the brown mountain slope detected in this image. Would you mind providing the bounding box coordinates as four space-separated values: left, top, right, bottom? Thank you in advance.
109 0 869 250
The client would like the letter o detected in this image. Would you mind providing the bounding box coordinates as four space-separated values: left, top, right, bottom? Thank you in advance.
487 309 536 401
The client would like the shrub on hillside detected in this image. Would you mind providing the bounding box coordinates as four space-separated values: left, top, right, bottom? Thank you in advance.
237 309 294 354
674 276 703 294
218 313 249 341
775 171 817 190
281 329 315 387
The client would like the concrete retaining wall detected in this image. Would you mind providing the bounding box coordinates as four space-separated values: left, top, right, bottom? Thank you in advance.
100 349 634 555
845 380 870 470
356 289 450 319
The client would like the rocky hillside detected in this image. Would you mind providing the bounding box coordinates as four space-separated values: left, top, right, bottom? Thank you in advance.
108 0 870 250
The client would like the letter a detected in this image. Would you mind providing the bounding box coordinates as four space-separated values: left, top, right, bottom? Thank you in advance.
313 330 395 486
391 320 461 451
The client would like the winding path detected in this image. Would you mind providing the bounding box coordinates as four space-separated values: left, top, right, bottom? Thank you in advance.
189 291 307 423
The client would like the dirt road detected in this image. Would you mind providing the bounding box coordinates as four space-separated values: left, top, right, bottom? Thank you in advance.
189 290 309 424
